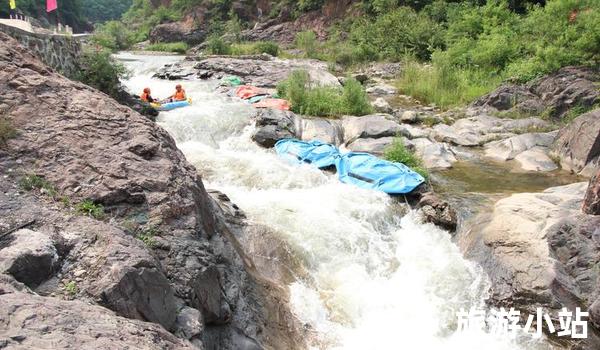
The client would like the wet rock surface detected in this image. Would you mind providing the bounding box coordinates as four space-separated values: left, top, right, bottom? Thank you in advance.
457 182 600 347
0 33 304 350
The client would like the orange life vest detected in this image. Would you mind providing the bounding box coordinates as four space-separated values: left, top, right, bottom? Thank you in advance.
173 89 186 101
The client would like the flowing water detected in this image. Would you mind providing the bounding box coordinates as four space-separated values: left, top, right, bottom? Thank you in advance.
118 53 555 350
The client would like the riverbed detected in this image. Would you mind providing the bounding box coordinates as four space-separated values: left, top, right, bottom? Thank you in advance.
117 52 563 350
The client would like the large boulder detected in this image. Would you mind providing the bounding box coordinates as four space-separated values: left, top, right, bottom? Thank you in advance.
551 108 600 176
300 118 343 145
484 132 558 172
149 22 206 46
583 170 600 215
405 138 457 169
458 182 600 347
251 109 299 147
0 289 195 349
0 229 58 288
473 66 600 120
485 132 557 161
341 114 402 143
346 137 394 155
0 32 303 350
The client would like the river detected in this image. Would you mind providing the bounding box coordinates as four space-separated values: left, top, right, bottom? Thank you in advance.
117 53 555 350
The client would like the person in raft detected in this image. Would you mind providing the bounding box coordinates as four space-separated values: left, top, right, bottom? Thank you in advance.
140 88 156 103
169 84 187 102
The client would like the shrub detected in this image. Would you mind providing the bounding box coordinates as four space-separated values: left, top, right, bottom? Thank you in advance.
205 35 231 55
277 70 372 117
0 118 17 147
19 174 58 198
146 42 189 53
76 200 105 219
383 138 429 179
342 78 373 116
254 41 279 56
91 20 134 51
349 6 445 61
76 47 128 98
295 30 318 58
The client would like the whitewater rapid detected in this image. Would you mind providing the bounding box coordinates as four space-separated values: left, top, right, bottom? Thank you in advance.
118 53 552 350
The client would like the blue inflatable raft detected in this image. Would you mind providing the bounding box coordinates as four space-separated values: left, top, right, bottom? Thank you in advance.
153 98 192 111
335 152 425 194
274 139 340 169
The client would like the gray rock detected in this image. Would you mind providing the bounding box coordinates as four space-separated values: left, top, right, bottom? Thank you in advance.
484 132 557 161
251 109 299 147
366 84 397 96
0 229 58 288
372 97 393 114
91 266 179 331
473 66 600 120
431 124 481 147
194 57 340 88
458 182 591 317
514 146 558 172
417 193 458 231
583 170 600 215
149 22 205 46
300 118 343 145
342 114 401 143
397 124 429 139
190 266 231 325
406 138 457 169
400 110 418 123
551 108 600 176
175 307 205 340
346 137 394 155
0 289 196 349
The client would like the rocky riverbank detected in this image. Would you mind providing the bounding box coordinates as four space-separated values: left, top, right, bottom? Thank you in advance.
0 33 304 350
159 53 600 347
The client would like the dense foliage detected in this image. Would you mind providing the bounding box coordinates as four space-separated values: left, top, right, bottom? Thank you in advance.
0 0 88 31
76 48 128 99
277 70 373 117
81 0 133 23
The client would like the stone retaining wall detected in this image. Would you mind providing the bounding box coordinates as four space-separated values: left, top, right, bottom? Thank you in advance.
0 22 81 77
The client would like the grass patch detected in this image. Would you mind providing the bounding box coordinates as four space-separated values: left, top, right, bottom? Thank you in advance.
383 138 429 179
562 103 599 124
64 281 78 296
0 118 17 147
75 200 105 220
277 70 373 117
19 174 58 198
230 41 279 56
145 42 189 53
204 38 280 57
397 60 502 109
135 225 159 248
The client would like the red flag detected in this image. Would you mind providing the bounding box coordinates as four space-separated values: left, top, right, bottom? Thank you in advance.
46 0 57 12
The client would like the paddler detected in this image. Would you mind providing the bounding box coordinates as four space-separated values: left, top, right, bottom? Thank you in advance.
140 87 157 103
169 84 187 102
